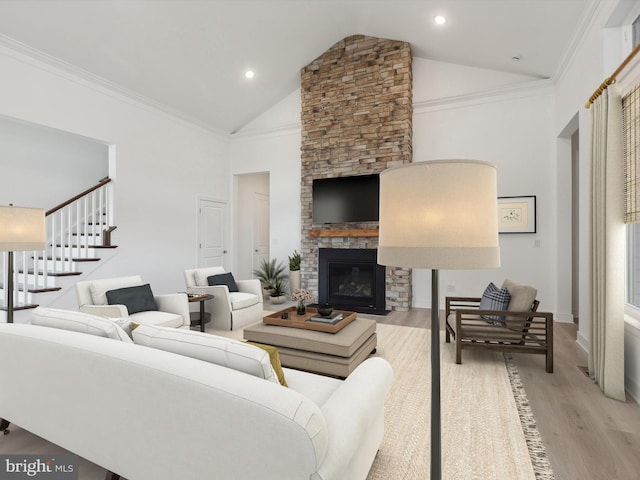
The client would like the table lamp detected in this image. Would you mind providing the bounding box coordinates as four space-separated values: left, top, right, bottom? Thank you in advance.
377 159 500 479
0 205 46 323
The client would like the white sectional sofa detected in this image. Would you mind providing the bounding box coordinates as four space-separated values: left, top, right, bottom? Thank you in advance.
0 308 393 480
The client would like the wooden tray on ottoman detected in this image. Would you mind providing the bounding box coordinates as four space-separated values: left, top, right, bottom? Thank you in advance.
263 307 356 333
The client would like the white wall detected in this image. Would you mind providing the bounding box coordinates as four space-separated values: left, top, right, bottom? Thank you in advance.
234 172 270 279
229 58 557 311
554 0 617 349
229 104 302 273
0 43 230 295
0 115 108 208
412 57 540 102
412 85 556 308
626 317 640 402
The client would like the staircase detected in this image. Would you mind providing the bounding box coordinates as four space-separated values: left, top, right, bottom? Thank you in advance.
0 178 118 322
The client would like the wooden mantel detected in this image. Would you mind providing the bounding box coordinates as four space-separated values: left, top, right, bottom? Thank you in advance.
308 228 379 238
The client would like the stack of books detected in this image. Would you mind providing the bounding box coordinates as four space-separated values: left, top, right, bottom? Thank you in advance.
307 312 344 325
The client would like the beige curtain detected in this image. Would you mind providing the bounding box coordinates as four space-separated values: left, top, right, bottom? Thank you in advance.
589 85 626 401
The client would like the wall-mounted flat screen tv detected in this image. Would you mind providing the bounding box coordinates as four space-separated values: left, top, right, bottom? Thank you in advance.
312 174 380 224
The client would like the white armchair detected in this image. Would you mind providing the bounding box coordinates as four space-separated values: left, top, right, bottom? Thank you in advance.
184 266 263 331
75 275 190 329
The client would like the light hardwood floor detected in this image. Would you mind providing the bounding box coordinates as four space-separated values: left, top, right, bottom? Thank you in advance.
380 308 640 480
2 309 640 479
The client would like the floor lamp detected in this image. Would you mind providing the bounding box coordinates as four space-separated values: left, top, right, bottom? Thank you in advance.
377 160 500 480
0 206 46 323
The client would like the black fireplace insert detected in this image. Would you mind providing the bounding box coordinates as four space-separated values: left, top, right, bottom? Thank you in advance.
318 248 387 315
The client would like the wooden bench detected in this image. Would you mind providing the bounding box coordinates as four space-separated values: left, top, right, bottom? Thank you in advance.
445 296 553 373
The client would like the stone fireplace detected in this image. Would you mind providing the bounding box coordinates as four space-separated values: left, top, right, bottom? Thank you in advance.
299 35 413 311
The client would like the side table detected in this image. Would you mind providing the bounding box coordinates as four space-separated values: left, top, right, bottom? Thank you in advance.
188 293 213 332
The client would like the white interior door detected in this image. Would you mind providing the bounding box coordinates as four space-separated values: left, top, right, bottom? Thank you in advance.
253 193 269 273
198 198 228 269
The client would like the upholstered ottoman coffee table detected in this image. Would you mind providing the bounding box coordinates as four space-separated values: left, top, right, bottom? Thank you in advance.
243 308 377 378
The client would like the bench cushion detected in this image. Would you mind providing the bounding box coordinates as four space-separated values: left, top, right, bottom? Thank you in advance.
446 313 524 343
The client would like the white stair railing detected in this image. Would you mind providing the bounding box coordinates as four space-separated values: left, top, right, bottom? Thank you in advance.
1 178 112 309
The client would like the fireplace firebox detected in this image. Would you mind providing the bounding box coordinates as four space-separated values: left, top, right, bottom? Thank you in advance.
318 248 387 315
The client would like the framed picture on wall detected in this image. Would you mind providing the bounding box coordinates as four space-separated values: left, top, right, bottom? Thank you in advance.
497 196 536 233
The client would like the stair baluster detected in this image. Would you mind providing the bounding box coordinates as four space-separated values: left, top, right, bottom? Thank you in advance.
1 178 115 319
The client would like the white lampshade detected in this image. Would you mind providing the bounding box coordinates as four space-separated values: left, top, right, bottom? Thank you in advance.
377 159 500 269
0 206 46 251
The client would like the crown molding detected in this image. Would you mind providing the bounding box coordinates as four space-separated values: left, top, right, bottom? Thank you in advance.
413 78 554 115
230 123 301 141
229 79 554 140
553 0 609 83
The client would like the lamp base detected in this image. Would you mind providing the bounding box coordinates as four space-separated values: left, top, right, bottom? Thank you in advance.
431 269 441 479
6 251 14 324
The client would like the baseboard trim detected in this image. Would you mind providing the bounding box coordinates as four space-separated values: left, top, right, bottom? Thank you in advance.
625 374 640 405
576 331 590 353
554 312 574 324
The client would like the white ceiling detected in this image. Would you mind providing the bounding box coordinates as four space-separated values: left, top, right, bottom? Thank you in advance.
0 0 595 134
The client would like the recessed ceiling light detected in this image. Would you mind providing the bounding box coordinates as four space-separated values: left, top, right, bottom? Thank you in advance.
245 70 255 79
434 15 447 25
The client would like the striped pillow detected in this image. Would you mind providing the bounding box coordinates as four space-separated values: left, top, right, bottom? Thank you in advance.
479 282 511 326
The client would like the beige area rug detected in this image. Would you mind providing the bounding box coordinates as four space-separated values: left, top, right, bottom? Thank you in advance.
223 320 550 480
366 323 539 480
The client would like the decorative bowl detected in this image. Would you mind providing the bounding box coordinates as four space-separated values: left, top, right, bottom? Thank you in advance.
317 304 333 316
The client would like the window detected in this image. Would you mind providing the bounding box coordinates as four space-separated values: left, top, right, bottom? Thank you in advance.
627 224 640 307
625 82 640 308
633 14 640 49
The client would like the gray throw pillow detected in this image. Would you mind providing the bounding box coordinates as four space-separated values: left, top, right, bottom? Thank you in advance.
479 282 511 326
106 283 158 315
207 272 239 292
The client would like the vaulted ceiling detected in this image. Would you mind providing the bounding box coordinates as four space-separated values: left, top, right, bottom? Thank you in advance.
0 0 595 134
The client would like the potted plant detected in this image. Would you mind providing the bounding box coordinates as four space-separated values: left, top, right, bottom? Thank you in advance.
253 258 287 298
288 250 301 293
269 277 288 304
